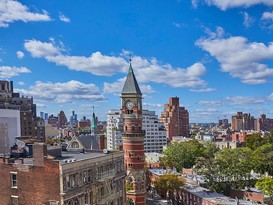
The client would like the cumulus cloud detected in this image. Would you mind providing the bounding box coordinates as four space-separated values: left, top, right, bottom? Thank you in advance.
195 108 219 115
200 0 273 10
103 78 155 94
0 66 31 78
262 11 273 21
36 103 47 108
59 13 70 23
25 39 208 89
16 51 24 59
196 29 273 84
225 96 265 105
242 11 255 27
0 0 51 27
15 80 106 103
261 11 273 30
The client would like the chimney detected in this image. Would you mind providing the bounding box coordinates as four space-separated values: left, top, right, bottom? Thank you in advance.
33 143 47 167
0 157 5 164
99 134 106 150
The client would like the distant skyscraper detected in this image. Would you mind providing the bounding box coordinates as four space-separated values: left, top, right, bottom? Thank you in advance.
44 113 48 120
256 114 273 132
40 112 44 119
231 112 256 131
70 111 78 128
58 110 67 129
160 97 189 140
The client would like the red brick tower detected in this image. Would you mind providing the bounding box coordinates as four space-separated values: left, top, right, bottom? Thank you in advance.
121 61 146 205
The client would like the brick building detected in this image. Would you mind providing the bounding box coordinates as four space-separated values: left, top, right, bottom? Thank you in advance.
160 97 189 140
0 143 126 205
231 112 256 131
257 114 273 132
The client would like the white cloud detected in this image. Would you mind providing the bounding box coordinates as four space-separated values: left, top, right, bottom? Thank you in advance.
0 66 31 78
225 96 265 105
172 22 186 28
202 0 273 10
103 78 155 94
0 0 51 27
198 100 222 106
59 13 70 23
242 11 254 27
190 88 216 92
24 39 61 58
17 81 25 85
15 80 106 103
36 103 47 108
25 39 209 89
16 51 24 59
196 30 273 84
262 11 273 21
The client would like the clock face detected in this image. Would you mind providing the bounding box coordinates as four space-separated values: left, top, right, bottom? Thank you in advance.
126 101 133 109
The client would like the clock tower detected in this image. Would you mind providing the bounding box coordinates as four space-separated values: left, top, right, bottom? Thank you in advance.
121 61 146 205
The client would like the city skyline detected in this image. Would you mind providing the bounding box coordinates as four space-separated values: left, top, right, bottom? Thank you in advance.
1 0 273 122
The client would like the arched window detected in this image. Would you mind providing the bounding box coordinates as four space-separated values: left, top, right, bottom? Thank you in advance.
71 141 79 148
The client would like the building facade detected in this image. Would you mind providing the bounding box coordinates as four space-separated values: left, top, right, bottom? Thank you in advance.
160 97 189 140
257 114 273 132
121 62 146 204
0 80 44 138
231 112 256 131
0 143 126 205
106 110 168 153
0 109 21 154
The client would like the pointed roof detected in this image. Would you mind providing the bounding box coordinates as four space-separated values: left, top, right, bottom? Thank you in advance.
121 62 142 95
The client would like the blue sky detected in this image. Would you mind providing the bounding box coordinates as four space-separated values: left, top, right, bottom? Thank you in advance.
1 0 273 123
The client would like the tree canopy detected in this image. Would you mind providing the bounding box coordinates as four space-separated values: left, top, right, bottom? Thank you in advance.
154 173 185 203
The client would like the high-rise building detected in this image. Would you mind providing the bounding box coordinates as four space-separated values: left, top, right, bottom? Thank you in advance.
160 97 189 140
0 80 44 138
257 114 273 132
106 110 123 150
58 110 67 129
106 109 167 153
231 112 256 131
70 111 78 128
121 62 146 204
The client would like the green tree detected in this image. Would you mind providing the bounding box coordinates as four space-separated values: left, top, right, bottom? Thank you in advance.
154 173 185 204
195 147 256 194
253 144 273 175
256 177 273 202
161 140 205 170
245 133 269 150
202 141 219 159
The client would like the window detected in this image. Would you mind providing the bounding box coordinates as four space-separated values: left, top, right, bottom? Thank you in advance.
11 196 18 205
10 172 17 188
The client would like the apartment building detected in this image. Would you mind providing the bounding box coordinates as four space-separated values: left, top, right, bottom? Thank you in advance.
160 97 189 140
106 109 168 153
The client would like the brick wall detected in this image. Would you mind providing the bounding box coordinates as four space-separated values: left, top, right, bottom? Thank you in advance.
0 158 60 205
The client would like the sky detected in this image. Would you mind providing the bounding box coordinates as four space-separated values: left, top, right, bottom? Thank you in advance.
1 0 273 123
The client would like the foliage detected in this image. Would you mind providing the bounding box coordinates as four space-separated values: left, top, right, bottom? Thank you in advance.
202 141 219 159
245 133 269 150
253 144 273 176
256 177 273 201
126 183 134 192
154 173 185 203
161 140 206 170
195 147 256 194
